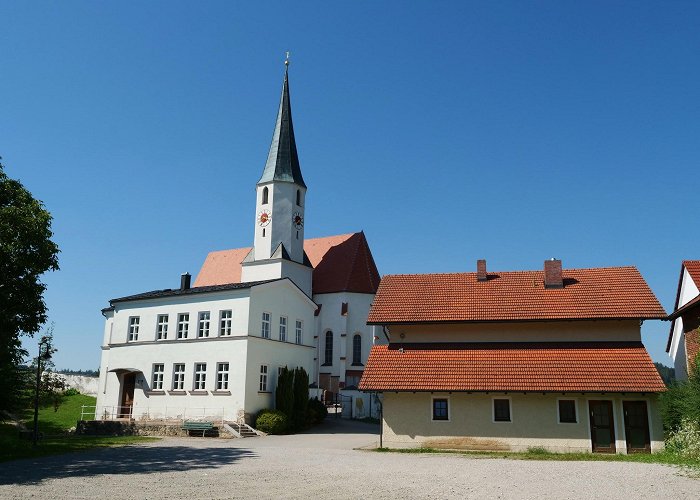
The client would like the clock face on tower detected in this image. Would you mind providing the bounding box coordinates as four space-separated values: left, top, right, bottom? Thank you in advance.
257 209 271 227
292 212 304 229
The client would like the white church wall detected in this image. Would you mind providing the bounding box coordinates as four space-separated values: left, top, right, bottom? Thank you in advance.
670 267 700 369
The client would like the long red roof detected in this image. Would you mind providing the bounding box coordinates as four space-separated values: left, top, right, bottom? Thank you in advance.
358 342 666 393
194 232 380 295
368 266 666 324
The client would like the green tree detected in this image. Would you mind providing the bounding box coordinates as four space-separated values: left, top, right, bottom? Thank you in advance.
660 354 700 432
292 367 309 431
275 366 294 419
0 159 59 413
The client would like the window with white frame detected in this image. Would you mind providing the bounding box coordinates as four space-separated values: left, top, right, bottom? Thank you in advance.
172 364 185 390
558 399 577 423
177 313 189 339
152 363 164 390
279 316 287 342
261 312 271 339
216 362 229 390
198 312 210 338
128 316 140 341
432 398 449 421
295 320 303 345
259 365 268 391
194 363 207 390
220 310 232 336
156 314 168 340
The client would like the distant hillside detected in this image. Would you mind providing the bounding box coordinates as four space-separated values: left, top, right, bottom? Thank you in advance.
654 362 675 386
57 369 99 377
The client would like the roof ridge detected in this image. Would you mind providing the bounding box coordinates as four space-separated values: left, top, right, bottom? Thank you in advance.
381 265 639 279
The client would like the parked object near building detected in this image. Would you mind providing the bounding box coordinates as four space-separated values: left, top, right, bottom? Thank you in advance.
666 260 700 381
360 260 667 453
96 62 381 425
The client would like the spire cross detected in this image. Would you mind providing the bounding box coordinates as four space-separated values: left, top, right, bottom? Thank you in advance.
285 51 290 67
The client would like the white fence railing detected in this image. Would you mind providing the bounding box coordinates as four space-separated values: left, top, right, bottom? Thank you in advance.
81 405 229 425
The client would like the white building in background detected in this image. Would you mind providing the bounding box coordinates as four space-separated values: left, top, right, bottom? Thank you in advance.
96 63 382 423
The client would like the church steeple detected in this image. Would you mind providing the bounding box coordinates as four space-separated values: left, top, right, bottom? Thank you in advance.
258 62 306 188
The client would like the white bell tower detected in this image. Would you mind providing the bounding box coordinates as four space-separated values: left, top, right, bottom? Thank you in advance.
241 58 313 295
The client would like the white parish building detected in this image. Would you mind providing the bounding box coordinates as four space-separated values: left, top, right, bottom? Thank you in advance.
95 64 381 424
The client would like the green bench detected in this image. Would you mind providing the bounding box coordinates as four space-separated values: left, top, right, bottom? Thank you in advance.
181 421 215 437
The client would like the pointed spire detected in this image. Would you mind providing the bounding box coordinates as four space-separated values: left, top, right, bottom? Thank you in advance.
258 58 306 188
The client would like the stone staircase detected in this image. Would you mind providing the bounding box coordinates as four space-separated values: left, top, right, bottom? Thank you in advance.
223 422 262 438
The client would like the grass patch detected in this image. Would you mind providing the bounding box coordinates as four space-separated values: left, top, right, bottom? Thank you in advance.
20 393 97 435
373 446 700 470
0 393 157 463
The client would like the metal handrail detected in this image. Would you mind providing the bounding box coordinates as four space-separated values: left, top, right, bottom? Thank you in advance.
81 405 227 425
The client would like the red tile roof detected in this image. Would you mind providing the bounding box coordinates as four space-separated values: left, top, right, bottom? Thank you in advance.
683 260 700 288
193 232 380 294
368 266 666 324
358 342 666 393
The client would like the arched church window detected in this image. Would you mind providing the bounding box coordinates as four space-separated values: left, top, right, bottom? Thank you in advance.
352 334 362 365
262 187 269 205
324 331 333 365
296 189 301 206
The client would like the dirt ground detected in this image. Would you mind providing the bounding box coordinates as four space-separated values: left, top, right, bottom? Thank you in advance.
1 419 697 499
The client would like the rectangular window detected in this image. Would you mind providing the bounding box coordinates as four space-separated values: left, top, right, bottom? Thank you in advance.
494 399 511 422
261 312 270 339
279 316 287 342
128 316 140 341
194 363 207 390
432 398 449 421
259 365 268 391
216 362 229 390
177 313 189 339
295 320 303 345
198 312 210 338
172 364 185 390
152 363 164 390
558 400 577 423
220 310 232 336
156 314 168 340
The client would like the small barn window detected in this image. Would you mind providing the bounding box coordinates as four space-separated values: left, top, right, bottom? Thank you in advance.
262 186 269 205
296 189 301 206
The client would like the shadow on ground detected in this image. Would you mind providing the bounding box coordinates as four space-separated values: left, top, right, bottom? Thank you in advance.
300 417 380 435
0 444 256 485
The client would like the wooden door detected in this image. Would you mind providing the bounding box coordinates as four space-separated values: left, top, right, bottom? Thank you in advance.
119 373 135 418
589 400 616 453
623 401 651 453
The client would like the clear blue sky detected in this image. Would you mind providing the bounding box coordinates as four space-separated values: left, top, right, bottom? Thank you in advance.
2 2 698 369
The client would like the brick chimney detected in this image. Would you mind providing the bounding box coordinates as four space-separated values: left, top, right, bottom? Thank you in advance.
544 259 563 289
477 259 488 282
180 272 191 290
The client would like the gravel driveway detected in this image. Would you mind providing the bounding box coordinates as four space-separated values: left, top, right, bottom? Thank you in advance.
1 419 696 499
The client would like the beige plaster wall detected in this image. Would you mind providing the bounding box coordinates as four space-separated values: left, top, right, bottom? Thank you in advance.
381 392 663 454
387 320 641 343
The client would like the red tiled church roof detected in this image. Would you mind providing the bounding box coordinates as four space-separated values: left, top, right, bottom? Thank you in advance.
358 342 666 393
194 232 380 295
368 266 666 324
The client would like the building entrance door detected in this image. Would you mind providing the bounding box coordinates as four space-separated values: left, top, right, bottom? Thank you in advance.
119 373 135 418
623 401 651 453
589 400 616 453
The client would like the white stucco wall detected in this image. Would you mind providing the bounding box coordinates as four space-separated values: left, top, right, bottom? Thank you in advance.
387 320 642 343
381 392 664 454
670 268 700 379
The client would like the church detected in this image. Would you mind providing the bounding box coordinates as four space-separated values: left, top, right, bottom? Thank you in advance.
95 62 381 424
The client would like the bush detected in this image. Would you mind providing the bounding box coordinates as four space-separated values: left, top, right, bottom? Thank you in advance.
255 409 288 434
660 355 700 432
63 388 80 396
306 397 327 425
666 419 700 460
